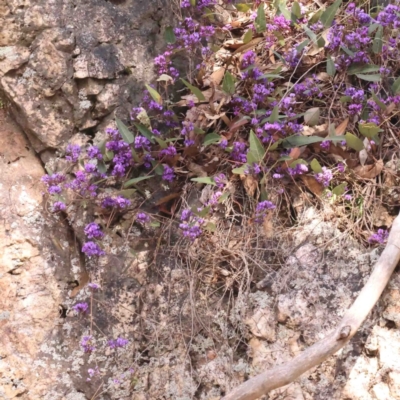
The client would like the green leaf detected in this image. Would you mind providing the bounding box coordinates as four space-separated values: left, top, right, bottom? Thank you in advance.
308 9 323 25
372 25 383 54
117 189 137 198
232 166 247 174
341 46 354 57
255 3 267 32
291 1 301 19
236 3 251 12
304 25 318 45
123 175 155 188
304 107 320 126
289 159 308 168
97 161 108 174
145 84 162 105
205 222 216 232
321 0 342 28
356 74 381 82
282 135 343 148
269 105 280 122
181 78 205 101
218 192 230 203
310 158 323 173
190 0 196 5
191 177 216 185
150 221 161 228
222 71 236 95
203 132 221 147
345 133 364 151
358 122 382 143
134 123 155 143
332 182 347 196
368 23 380 34
116 117 134 144
340 96 352 103
371 92 386 111
392 76 400 94
243 29 253 44
279 4 291 20
157 74 173 82
277 155 292 161
194 206 210 218
154 137 168 149
327 56 336 77
248 130 265 163
296 39 310 53
348 64 380 75
131 148 140 163
164 27 176 44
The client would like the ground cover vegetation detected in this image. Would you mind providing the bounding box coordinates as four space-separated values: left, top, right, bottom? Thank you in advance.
41 0 400 396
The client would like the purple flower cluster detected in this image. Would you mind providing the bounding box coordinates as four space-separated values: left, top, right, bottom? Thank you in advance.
162 165 175 182
52 201 66 212
160 145 177 158
73 302 89 314
84 222 104 239
293 78 321 100
82 241 105 257
66 170 98 198
345 87 365 116
80 335 95 353
105 128 134 177
214 173 227 189
368 229 389 244
65 144 81 163
136 212 150 224
179 209 204 240
88 282 101 290
255 200 276 223
41 173 66 196
101 196 131 209
315 167 333 187
231 142 247 163
108 337 129 349
288 163 308 176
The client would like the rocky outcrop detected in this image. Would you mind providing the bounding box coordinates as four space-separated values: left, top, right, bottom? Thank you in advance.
0 0 168 154
0 109 83 399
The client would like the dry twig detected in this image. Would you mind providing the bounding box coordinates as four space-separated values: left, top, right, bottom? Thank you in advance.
222 212 400 400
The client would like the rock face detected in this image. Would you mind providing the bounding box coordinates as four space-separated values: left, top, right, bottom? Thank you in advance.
0 0 168 153
0 109 80 399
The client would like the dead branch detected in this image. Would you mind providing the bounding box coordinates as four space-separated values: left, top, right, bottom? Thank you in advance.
222 213 400 400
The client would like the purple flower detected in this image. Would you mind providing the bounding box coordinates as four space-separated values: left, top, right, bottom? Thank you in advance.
82 242 105 257
84 163 97 174
241 50 256 68
65 144 81 163
320 141 330 150
136 212 150 224
214 173 227 189
231 142 248 163
134 136 151 151
52 201 66 212
337 163 345 173
101 196 131 209
41 173 66 186
255 200 276 223
344 194 352 201
108 337 129 349
80 335 95 353
181 209 193 222
162 165 175 182
73 302 89 314
315 167 333 187
48 185 62 195
84 223 104 239
368 229 389 244
88 282 101 290
87 146 103 161
66 171 98 198
288 163 308 176
159 145 177 158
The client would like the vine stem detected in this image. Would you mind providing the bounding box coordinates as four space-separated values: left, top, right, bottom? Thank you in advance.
222 212 400 400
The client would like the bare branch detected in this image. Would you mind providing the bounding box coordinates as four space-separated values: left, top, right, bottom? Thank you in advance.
222 213 400 400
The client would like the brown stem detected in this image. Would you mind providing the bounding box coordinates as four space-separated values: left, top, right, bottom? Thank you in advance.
222 213 400 400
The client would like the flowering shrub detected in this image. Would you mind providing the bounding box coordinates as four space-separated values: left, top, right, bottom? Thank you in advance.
42 0 399 394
